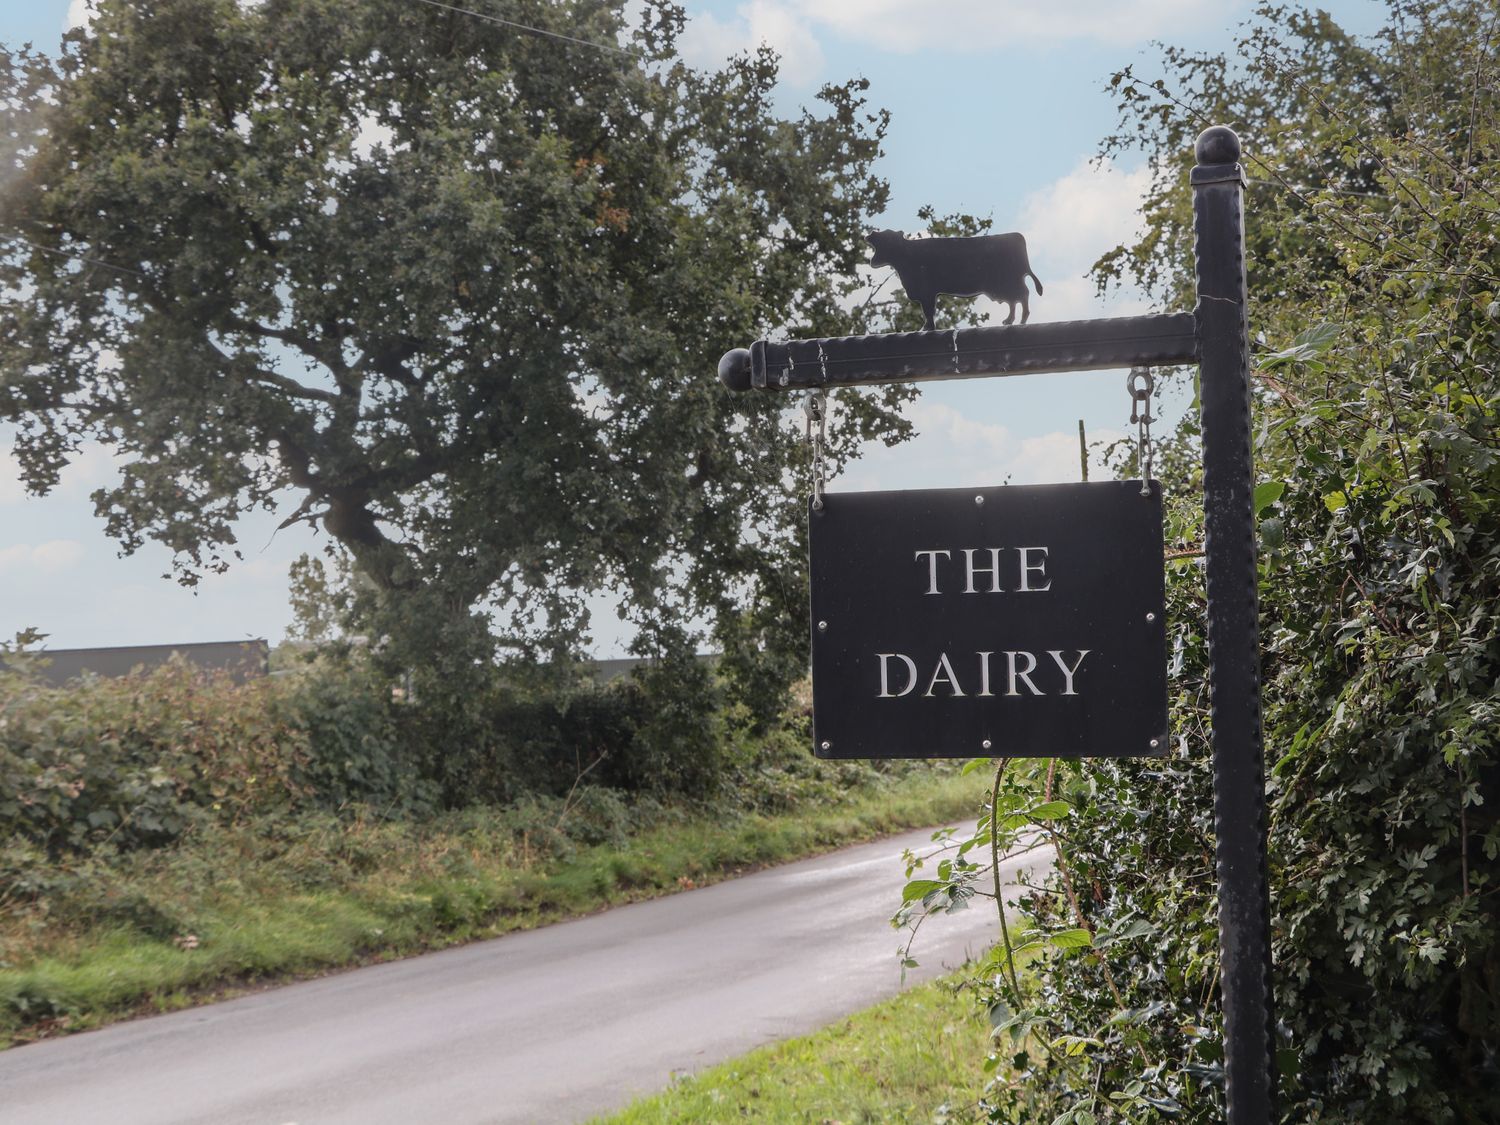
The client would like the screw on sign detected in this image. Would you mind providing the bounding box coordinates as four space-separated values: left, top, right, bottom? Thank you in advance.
717 125 1276 1123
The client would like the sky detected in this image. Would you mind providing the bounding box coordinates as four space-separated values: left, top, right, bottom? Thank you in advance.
1 0 1386 657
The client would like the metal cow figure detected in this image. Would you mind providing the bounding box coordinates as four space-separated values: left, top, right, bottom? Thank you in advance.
867 229 1043 330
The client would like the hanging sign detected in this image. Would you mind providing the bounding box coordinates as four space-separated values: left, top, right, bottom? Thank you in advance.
809 480 1167 759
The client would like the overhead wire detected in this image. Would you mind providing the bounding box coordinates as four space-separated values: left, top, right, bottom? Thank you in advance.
407 0 637 57
1 232 147 278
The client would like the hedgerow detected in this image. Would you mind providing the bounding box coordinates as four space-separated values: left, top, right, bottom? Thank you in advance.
902 4 1500 1121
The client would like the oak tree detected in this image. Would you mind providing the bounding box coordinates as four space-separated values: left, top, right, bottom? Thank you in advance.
0 0 910 688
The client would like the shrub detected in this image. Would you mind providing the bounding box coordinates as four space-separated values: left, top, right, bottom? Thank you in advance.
0 658 431 857
278 664 434 816
0 660 306 855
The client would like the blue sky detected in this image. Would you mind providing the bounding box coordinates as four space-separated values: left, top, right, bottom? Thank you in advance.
2 0 1385 655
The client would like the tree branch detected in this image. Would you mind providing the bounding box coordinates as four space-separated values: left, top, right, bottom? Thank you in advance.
221 312 359 388
200 332 340 404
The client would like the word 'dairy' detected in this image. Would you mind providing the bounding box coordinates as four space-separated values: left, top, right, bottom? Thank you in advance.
876 649 1089 698
869 545 1088 699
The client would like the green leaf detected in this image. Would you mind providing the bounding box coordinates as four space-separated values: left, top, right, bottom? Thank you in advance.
1049 1034 1102 1057
1259 323 1339 369
1253 480 1286 515
1026 800 1072 821
901 879 946 904
1277 1047 1301 1078
1096 917 1156 948
1046 928 1094 951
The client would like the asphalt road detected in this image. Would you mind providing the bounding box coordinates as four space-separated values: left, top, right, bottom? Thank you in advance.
0 825 1039 1124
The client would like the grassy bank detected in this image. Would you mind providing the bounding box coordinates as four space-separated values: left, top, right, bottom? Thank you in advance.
593 972 991 1124
0 765 984 1047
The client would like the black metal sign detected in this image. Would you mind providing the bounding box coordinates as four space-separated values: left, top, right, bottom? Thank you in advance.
810 481 1167 760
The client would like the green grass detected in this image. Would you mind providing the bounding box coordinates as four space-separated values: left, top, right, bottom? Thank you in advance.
0 767 986 1046
592 973 991 1125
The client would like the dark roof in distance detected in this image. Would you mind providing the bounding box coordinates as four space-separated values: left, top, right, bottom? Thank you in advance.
12 640 270 687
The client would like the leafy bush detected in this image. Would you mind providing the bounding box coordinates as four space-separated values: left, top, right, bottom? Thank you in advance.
399 654 745 807
0 659 305 854
0 656 432 857
1 637 807 870
279 664 434 815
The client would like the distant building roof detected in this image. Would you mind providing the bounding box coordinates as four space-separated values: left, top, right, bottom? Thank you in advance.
588 653 719 684
11 640 270 687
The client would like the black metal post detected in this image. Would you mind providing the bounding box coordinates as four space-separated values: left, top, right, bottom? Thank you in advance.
1192 126 1276 1121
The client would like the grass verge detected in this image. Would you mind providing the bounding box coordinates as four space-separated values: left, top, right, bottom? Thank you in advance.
591 972 991 1125
0 766 985 1047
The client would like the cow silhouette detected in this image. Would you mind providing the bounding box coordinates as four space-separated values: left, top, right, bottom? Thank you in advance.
867 229 1043 330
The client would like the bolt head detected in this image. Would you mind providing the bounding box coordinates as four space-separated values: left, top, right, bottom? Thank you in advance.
1150 738 1161 749
1146 612 1157 622
974 494 984 505
982 739 992 750
820 740 831 751
817 620 828 631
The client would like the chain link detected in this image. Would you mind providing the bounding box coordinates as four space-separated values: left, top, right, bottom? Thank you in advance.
803 389 828 510
1127 367 1155 496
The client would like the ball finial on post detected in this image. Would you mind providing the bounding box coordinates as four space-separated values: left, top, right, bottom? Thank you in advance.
1195 125 1242 166
718 347 752 392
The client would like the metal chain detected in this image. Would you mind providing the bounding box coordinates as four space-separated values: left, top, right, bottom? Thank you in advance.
1127 367 1155 496
803 389 828 510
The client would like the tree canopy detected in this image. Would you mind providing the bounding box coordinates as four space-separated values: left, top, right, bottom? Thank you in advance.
0 0 911 689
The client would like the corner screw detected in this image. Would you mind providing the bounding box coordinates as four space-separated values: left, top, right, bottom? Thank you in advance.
820 740 831 751
982 739 992 750
817 620 828 632
974 494 985 505
1150 738 1160 749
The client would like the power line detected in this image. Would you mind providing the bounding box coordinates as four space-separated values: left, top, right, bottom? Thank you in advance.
2 233 147 278
409 0 637 57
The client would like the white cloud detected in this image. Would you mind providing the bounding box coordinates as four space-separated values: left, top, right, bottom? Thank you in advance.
1014 157 1153 321
65 0 93 31
1021 159 1150 273
679 2 825 83
57 442 124 497
839 399 1123 492
1014 428 1120 484
0 539 84 575
782 0 1227 50
351 114 396 159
